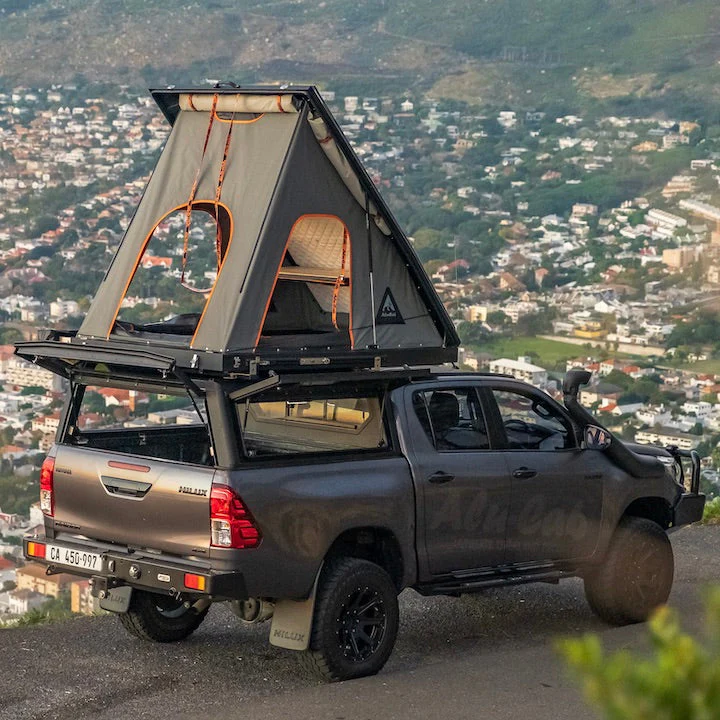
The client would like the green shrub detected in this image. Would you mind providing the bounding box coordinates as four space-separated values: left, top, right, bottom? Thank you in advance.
702 497 720 525
557 588 720 720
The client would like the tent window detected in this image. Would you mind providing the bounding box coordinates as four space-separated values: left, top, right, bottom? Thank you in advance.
259 215 352 346
114 202 232 335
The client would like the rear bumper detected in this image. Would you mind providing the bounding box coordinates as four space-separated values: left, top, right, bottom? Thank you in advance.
23 534 247 601
672 492 706 529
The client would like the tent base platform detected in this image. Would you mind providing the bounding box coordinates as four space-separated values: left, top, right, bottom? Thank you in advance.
15 332 458 384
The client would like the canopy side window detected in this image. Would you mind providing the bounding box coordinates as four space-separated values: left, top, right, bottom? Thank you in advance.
236 393 387 458
111 201 232 339
258 214 353 347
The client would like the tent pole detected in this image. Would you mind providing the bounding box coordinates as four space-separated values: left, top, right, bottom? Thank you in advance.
366 194 378 348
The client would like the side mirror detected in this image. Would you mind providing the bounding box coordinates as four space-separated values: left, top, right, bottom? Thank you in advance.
584 425 612 451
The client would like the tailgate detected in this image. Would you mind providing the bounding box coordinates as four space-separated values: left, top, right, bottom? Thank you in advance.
52 445 215 557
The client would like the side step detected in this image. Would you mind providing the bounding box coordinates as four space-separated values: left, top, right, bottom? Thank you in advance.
415 567 577 597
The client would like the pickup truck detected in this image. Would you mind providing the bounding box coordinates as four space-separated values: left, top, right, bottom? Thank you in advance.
23 365 705 681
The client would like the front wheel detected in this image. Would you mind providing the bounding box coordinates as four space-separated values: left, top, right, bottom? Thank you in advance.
300 558 399 682
118 590 209 642
584 516 673 625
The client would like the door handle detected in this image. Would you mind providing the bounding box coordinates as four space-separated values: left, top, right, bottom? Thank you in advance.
428 471 455 484
512 467 537 479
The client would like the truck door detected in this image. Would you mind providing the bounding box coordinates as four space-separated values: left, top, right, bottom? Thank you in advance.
402 384 511 576
485 384 604 563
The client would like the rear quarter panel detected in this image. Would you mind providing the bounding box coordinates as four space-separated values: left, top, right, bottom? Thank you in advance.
216 453 416 598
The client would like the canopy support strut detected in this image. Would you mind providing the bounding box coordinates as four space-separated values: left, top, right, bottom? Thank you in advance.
366 194 378 349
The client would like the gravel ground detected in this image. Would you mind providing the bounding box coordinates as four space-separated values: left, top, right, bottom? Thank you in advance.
0 524 717 720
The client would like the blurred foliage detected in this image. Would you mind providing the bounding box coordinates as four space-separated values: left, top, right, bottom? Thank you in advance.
703 497 720 525
557 588 720 720
0 473 39 516
2 593 75 629
668 313 720 351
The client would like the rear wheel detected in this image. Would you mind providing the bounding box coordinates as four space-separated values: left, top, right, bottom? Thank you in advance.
118 590 209 642
584 516 673 625
300 557 399 682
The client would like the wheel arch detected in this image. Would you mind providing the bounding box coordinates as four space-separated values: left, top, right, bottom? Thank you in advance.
324 526 406 591
621 496 673 530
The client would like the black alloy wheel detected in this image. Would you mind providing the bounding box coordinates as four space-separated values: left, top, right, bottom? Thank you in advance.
337 586 388 663
301 557 399 681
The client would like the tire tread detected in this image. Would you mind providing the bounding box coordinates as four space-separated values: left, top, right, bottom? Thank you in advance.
118 590 208 643
584 516 673 625
301 557 399 682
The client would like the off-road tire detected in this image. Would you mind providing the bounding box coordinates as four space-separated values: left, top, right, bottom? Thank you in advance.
118 590 209 642
300 557 399 682
584 516 673 625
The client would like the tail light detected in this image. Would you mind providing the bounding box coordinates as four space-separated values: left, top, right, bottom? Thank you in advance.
210 484 261 549
39 457 55 516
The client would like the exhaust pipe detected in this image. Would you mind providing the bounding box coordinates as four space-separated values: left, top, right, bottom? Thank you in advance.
230 598 275 624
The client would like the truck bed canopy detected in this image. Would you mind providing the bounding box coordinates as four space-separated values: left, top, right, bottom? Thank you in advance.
63 87 458 375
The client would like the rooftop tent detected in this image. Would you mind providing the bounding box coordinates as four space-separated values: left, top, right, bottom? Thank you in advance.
75 86 459 373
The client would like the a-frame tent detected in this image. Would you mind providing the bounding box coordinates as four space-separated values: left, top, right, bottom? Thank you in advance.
40 86 460 376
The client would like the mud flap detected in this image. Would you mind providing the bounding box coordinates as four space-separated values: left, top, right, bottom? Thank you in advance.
98 585 133 614
269 567 321 651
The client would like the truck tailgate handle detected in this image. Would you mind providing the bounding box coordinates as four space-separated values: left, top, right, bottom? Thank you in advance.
428 471 455 484
512 467 537 479
101 476 152 498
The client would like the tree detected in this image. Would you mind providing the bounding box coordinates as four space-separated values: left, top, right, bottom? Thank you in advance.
557 589 720 720
20 386 47 396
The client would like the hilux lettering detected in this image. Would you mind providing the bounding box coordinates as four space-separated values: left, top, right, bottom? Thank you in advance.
178 486 208 497
273 629 305 643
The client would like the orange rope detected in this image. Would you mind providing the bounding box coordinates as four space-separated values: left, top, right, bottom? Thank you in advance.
331 228 349 330
214 114 234 267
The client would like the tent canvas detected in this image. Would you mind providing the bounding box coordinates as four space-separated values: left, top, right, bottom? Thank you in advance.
72 86 458 374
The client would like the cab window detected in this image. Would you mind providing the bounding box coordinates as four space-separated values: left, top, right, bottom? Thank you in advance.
413 388 490 451
492 389 575 451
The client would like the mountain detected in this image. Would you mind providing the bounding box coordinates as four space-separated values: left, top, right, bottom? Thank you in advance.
1 0 719 118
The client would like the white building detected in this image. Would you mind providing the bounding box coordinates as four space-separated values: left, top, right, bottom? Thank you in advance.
489 357 548 387
635 427 700 451
646 208 687 231
636 405 672 427
572 203 598 217
681 401 713 419
8 589 46 615
5 357 63 392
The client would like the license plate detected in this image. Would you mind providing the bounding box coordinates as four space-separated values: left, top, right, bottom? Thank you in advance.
46 544 102 572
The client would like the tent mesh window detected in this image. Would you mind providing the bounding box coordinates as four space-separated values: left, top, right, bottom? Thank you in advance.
260 214 352 346
115 201 232 337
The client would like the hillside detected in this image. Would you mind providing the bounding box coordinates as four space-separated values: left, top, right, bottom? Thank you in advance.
1 0 719 118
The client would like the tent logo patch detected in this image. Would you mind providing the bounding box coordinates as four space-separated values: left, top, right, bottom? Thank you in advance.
376 288 404 325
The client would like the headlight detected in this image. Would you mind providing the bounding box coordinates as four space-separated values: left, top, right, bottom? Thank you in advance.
658 455 682 484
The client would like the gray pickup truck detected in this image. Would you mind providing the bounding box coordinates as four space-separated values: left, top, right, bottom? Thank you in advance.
22 362 704 681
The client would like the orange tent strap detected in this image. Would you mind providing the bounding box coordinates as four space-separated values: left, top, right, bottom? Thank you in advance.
331 228 349 330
